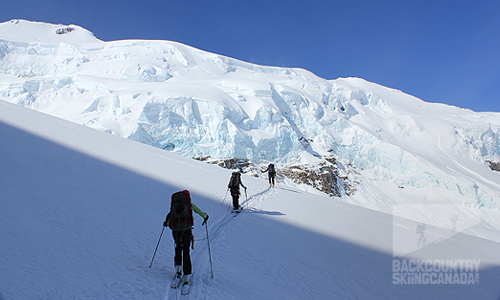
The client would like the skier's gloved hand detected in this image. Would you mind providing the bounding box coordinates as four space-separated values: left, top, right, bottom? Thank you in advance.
202 214 209 225
163 220 168 227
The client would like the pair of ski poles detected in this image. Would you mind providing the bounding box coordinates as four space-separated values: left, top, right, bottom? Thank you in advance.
149 222 214 279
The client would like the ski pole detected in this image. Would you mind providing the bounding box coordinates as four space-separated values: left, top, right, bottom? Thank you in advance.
205 222 214 279
149 226 165 268
223 188 229 205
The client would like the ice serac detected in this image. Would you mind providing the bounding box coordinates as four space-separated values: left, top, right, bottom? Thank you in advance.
0 19 499 212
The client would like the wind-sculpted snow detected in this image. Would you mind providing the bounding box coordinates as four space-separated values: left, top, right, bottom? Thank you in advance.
1 19 499 211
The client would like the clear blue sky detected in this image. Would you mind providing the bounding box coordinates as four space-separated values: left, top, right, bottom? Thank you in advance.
2 0 500 112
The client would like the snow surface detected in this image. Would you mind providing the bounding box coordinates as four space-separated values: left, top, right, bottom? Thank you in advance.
1 20 500 299
1 89 500 300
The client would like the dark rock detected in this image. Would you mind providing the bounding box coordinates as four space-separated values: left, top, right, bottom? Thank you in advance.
486 160 500 172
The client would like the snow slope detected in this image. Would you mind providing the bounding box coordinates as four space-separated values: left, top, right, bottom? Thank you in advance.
1 93 500 299
1 20 499 220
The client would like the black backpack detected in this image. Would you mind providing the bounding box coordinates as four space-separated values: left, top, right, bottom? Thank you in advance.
168 190 193 231
269 164 276 175
228 172 240 189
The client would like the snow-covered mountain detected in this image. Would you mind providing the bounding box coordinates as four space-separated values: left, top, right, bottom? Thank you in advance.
1 19 499 227
1 20 500 300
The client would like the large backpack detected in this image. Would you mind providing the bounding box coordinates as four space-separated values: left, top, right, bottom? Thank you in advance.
269 164 276 175
228 172 240 189
168 190 193 231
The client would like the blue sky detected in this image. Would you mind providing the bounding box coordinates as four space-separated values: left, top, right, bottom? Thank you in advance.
2 0 500 112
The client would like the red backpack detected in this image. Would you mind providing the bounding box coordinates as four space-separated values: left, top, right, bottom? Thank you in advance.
168 190 193 231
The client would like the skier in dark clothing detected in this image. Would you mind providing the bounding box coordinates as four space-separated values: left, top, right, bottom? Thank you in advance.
228 171 246 211
163 190 209 286
264 163 276 187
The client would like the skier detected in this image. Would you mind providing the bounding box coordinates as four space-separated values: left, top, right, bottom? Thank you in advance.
163 190 209 288
263 163 276 186
228 171 247 212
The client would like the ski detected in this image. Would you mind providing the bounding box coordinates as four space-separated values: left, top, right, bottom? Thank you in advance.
181 283 190 295
232 207 243 217
171 276 182 289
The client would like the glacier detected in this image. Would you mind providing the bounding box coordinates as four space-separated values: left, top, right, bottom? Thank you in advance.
1 19 499 215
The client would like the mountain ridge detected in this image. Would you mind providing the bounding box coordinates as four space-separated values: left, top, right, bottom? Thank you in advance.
1 19 499 215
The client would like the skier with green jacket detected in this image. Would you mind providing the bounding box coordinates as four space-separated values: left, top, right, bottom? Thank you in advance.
163 190 209 287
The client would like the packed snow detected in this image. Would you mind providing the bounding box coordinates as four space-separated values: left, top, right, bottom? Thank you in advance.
1 20 500 299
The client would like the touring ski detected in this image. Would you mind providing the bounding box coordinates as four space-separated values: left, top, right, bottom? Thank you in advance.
181 282 190 295
232 207 243 217
171 276 182 289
